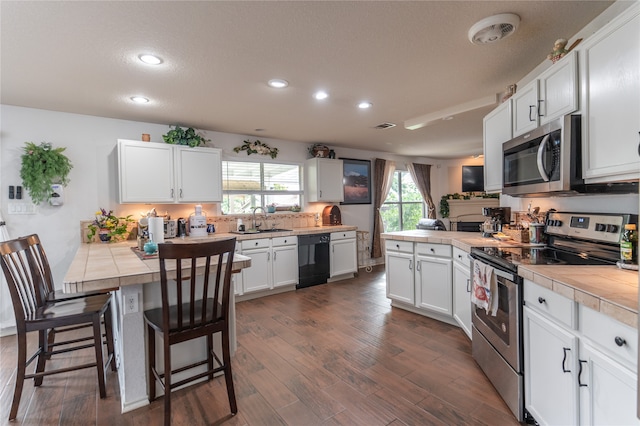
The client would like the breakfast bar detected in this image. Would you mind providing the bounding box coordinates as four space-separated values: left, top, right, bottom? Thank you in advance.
63 238 252 414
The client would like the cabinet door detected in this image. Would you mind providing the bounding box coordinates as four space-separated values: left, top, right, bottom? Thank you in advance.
272 245 298 288
483 100 511 192
579 341 640 426
241 247 272 293
539 51 578 124
118 140 174 203
305 158 344 202
415 255 452 315
385 251 414 304
330 238 357 277
512 79 540 137
581 5 640 181
175 146 222 202
524 306 579 426
452 261 471 338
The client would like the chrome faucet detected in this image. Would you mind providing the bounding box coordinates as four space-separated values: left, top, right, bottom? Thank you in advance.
252 206 267 230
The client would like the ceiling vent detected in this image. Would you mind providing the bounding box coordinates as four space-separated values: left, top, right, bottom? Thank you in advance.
374 122 396 129
468 13 520 45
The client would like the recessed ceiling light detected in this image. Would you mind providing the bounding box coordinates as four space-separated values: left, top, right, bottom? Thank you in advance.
358 101 372 109
138 54 163 65
130 96 149 104
268 79 288 88
314 91 329 100
255 128 265 132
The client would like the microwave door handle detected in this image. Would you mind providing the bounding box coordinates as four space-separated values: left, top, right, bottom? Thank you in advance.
536 134 551 182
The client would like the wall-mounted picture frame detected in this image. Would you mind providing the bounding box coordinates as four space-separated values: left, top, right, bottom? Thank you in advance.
341 158 371 205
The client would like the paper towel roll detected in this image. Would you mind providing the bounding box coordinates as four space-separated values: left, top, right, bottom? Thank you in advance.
148 217 165 243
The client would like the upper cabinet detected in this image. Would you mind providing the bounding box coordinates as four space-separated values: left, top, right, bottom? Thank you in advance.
304 158 344 202
580 3 640 183
118 139 222 204
512 51 578 137
483 99 512 192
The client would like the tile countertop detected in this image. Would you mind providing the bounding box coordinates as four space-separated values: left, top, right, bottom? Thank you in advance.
381 230 638 329
64 225 357 293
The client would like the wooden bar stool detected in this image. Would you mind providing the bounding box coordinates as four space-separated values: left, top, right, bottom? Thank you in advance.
144 238 237 426
0 235 115 421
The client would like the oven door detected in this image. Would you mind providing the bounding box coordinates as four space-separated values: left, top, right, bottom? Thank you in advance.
471 261 522 372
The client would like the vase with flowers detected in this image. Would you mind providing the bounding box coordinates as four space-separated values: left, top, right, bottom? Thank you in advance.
87 208 135 243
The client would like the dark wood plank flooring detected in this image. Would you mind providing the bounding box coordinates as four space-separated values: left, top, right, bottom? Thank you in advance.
0 265 520 425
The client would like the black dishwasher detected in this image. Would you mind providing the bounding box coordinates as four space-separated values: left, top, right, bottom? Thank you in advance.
297 233 330 289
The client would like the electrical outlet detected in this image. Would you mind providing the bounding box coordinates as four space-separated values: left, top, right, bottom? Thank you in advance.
123 293 139 314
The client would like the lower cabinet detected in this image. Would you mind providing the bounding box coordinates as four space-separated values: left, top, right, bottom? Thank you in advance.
414 243 452 315
240 237 298 295
385 240 415 305
523 279 639 425
452 247 472 339
330 231 357 277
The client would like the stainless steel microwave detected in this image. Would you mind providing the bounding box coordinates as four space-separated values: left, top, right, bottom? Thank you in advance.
502 114 637 197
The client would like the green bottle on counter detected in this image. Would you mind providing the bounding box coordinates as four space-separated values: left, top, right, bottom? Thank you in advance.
620 223 637 264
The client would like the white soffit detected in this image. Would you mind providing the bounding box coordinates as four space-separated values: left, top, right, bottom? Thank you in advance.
404 94 500 130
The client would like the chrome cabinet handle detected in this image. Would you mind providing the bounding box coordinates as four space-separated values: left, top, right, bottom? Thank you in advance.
578 360 588 387
171 188 174 198
537 99 544 117
267 252 270 261
273 251 277 261
319 190 322 198
529 105 536 121
179 188 183 198
562 347 571 373
466 278 471 293
416 261 421 272
615 336 627 347
409 260 413 270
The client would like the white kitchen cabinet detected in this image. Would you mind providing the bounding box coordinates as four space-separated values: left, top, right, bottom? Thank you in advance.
482 99 511 192
118 139 222 204
580 3 640 182
233 244 243 296
523 306 579 426
452 247 471 339
512 51 578 137
240 237 298 294
330 231 357 277
304 158 344 202
272 236 299 288
385 240 415 305
414 243 452 315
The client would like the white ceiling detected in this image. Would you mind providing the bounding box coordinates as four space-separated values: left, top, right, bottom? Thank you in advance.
1 1 614 159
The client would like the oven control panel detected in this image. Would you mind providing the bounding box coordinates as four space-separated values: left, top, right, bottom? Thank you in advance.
545 212 637 244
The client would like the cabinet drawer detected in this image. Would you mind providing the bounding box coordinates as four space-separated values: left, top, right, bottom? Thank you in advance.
452 247 471 266
272 236 297 247
331 230 356 241
241 238 270 250
415 243 451 258
579 305 637 371
524 279 576 329
385 240 413 254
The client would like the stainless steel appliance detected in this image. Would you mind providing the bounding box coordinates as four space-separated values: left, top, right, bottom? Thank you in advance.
470 211 638 423
481 207 511 237
297 233 330 289
502 115 637 197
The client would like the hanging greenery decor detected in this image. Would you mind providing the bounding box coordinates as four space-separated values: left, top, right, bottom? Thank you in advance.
233 139 278 159
439 192 499 217
20 142 73 205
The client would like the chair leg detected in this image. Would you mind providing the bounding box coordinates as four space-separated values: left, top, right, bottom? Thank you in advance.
206 334 214 381
221 329 237 414
92 316 107 398
147 324 156 402
9 331 28 420
103 301 116 371
163 336 172 426
34 330 48 386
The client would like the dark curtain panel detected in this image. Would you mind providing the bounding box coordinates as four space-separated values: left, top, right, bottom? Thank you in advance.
408 163 436 219
371 159 396 259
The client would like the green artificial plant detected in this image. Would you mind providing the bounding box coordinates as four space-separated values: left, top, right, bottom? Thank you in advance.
162 125 210 147
20 142 73 205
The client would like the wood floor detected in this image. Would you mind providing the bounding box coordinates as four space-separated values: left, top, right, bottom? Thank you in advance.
0 265 520 425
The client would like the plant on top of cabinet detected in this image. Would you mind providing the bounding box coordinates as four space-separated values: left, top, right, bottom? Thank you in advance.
233 139 278 158
20 142 73 205
162 125 210 147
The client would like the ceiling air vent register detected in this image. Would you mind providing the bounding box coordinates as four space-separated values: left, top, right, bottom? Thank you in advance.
374 122 396 129
468 13 520 45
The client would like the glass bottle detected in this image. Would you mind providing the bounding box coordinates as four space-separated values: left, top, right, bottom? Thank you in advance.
620 223 637 264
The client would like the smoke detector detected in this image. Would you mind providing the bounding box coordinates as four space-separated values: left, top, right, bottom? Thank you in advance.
468 13 520 45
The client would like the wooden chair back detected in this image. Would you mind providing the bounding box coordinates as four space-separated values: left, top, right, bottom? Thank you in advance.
157 238 236 332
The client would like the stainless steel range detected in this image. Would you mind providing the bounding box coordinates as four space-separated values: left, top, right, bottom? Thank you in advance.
469 211 638 423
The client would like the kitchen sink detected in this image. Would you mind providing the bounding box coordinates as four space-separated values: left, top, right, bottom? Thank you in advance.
229 228 292 235
258 228 292 233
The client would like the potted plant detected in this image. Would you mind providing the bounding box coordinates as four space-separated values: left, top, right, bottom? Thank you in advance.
267 203 277 213
20 142 73 205
87 208 135 243
162 125 210 147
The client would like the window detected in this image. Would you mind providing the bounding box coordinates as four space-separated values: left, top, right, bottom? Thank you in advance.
381 171 425 231
222 161 302 214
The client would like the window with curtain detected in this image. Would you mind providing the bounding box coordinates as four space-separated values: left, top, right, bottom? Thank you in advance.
381 170 425 231
221 161 302 214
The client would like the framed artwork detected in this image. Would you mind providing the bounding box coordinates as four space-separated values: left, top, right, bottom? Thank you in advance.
341 158 371 205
